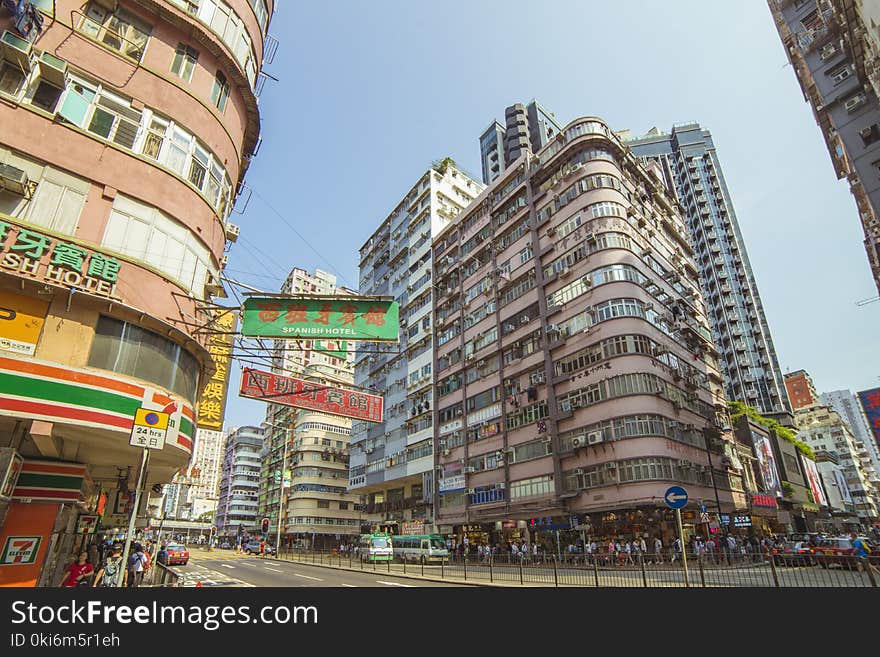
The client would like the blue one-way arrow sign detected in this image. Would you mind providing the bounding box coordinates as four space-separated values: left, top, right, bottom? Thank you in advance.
664 485 689 509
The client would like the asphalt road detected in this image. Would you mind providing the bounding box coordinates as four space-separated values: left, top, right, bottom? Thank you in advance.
174 550 462 587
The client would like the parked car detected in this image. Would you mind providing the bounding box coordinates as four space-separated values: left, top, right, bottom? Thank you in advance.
814 536 876 567
166 544 189 566
219 541 231 549
243 540 275 555
771 541 815 566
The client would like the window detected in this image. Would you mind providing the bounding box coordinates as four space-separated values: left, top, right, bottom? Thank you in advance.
211 71 230 112
79 4 152 61
88 316 200 402
24 169 88 235
316 500 330 509
171 44 199 82
30 81 64 113
102 194 217 296
860 124 880 147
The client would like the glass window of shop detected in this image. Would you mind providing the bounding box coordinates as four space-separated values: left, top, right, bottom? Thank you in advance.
88 316 200 403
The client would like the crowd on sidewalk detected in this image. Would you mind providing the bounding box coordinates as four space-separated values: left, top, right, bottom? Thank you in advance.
58 536 170 588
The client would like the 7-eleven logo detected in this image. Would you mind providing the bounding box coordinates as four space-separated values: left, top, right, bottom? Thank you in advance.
0 536 42 565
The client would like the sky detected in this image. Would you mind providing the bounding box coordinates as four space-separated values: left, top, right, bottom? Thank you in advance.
221 0 880 430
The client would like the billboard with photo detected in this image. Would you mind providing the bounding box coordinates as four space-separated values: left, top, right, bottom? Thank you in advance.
857 388 880 450
751 430 782 498
799 454 828 507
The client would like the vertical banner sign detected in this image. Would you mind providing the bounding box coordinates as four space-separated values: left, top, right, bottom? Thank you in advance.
241 297 399 342
239 367 384 422
197 310 237 429
799 454 828 508
857 388 880 451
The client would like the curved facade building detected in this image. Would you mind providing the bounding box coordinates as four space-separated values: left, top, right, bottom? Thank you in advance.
0 0 273 585
433 117 737 548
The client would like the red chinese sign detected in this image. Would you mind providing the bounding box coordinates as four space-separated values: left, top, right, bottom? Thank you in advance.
751 493 778 509
239 368 384 423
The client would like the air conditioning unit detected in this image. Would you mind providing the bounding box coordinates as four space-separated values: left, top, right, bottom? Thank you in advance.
546 226 556 237
845 94 866 112
574 468 585 475
224 222 240 242
467 488 477 495
571 436 585 448
603 462 616 471
581 276 592 287
442 449 451 456
1 31 33 69
463 466 476 474
0 163 29 196
529 372 545 385
560 269 571 278
587 431 603 445
219 254 228 268
496 482 506 490
37 52 68 88
820 43 837 60
677 459 690 467
520 315 530 325
832 67 852 83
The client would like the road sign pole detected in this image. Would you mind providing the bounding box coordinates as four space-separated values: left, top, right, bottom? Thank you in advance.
118 447 149 587
675 507 690 588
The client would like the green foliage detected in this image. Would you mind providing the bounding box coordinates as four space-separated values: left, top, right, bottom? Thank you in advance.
781 480 795 499
433 157 456 175
728 401 815 460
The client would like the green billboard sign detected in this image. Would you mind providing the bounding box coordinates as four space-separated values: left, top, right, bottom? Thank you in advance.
241 297 399 342
314 339 348 359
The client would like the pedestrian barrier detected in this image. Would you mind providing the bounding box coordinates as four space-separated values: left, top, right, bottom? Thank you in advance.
270 549 878 588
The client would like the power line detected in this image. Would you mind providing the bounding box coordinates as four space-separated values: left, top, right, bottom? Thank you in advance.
250 187 355 289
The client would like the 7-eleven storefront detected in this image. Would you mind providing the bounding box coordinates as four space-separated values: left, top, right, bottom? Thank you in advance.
0 356 196 587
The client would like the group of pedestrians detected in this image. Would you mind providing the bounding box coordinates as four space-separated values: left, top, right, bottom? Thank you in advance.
60 536 170 588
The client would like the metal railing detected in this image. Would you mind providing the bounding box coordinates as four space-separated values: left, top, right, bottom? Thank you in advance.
271 548 878 588
147 563 182 587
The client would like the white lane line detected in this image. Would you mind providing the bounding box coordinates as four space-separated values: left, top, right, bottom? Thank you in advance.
264 567 282 572
340 583 356 587
220 564 236 569
376 580 413 587
292 573 323 581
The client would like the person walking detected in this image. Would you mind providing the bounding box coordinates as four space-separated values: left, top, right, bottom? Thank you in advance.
653 536 663 565
126 543 148 588
94 545 126 587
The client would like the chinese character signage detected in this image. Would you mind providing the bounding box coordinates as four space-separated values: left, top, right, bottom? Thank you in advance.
239 367 384 423
241 297 399 342
197 310 236 430
857 388 880 451
751 493 778 509
0 220 121 299
439 475 465 493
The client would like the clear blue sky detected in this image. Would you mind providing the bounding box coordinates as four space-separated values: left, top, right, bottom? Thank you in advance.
221 0 880 430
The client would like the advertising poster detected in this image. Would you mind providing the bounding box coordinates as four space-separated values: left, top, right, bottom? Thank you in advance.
750 430 782 498
799 454 828 507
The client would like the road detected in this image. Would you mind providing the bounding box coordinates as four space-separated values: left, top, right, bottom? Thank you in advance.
172 549 462 587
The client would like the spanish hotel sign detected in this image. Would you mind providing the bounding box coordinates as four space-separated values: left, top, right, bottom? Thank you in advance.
241 297 398 342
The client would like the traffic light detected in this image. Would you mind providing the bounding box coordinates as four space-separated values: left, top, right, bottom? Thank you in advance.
261 517 270 535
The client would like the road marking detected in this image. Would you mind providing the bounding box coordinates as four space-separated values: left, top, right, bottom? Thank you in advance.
340 583 356 587
264 567 282 573
376 580 413 587
220 564 236 569
292 573 323 581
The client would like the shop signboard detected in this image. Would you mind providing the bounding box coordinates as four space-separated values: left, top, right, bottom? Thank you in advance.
0 289 48 356
196 310 237 430
241 297 399 342
751 493 778 509
239 367 384 422
439 475 465 493
400 521 424 535
0 220 122 299
314 339 348 359
0 536 42 565
833 468 853 504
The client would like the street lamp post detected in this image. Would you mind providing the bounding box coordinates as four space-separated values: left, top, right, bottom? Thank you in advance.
276 425 289 557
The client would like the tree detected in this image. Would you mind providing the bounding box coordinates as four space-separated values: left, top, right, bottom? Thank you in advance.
197 511 214 523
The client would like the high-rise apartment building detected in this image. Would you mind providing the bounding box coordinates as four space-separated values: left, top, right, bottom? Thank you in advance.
769 0 880 293
792 403 879 523
480 100 563 185
785 370 821 410
259 267 361 550
216 426 263 537
625 125 791 416
162 427 225 519
0 0 274 586
350 162 483 534
432 116 734 546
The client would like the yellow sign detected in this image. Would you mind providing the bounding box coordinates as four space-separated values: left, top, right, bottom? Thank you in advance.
197 310 236 430
130 408 170 449
0 289 49 356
